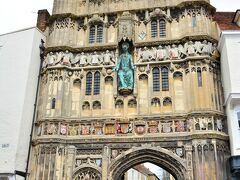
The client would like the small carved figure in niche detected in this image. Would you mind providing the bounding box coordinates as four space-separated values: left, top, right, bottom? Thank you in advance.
55 51 64 65
138 47 153 62
79 52 88 66
186 41 196 56
71 54 81 67
199 117 208 130
211 43 220 60
178 44 187 58
155 45 168 61
216 119 223 131
62 50 73 66
91 51 102 66
46 52 56 66
201 40 210 55
103 50 115 65
194 41 203 55
113 42 135 95
169 44 179 60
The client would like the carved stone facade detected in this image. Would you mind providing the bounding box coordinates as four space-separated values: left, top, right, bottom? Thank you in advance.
28 0 230 180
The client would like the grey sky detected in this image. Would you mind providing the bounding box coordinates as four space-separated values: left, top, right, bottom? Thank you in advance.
0 0 239 35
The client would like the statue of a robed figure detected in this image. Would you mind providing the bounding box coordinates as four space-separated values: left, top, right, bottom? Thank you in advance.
114 42 135 95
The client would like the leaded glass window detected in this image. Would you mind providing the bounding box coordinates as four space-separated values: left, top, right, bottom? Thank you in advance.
151 20 158 38
161 67 169 91
86 72 92 95
89 25 95 44
159 19 166 37
94 72 100 95
153 67 160 91
96 25 103 43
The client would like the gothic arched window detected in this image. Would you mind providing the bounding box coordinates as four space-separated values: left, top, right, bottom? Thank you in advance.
94 71 101 95
86 72 92 95
82 101 90 110
96 25 103 43
161 67 169 91
163 97 172 106
197 68 202 87
153 67 160 92
151 98 160 106
89 25 96 44
89 24 104 44
192 14 197 28
151 18 166 38
93 101 101 109
151 20 158 38
159 19 166 37
51 98 56 109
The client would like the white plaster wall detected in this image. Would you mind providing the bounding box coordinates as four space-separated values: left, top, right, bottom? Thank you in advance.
0 28 45 177
226 104 240 155
219 31 240 156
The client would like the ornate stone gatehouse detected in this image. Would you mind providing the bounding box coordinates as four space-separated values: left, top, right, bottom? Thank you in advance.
28 0 230 179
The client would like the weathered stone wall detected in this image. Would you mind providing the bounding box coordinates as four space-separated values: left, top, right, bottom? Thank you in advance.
27 0 230 180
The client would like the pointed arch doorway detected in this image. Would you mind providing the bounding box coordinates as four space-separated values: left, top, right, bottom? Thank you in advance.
108 147 190 180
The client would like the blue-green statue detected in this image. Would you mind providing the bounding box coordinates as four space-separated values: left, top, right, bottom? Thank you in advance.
114 42 135 95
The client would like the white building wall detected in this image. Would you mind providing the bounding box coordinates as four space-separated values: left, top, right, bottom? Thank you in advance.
219 31 240 156
0 27 45 179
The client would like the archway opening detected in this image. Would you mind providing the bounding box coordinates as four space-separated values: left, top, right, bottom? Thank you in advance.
109 147 187 180
123 162 176 180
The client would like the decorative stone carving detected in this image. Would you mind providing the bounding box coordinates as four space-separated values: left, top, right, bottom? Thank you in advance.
138 47 153 62
175 121 185 132
62 50 73 66
103 50 115 65
118 11 134 41
113 42 135 95
169 44 179 59
155 45 168 61
46 52 56 66
91 51 102 66
148 121 159 133
60 124 67 135
135 121 146 135
47 123 57 135
186 41 196 56
162 122 172 133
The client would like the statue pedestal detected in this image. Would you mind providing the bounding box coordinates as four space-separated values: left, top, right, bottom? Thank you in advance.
119 89 132 96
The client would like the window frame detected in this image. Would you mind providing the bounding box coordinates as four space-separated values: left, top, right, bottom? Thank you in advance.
85 72 93 95
93 71 101 95
152 67 160 92
161 67 169 91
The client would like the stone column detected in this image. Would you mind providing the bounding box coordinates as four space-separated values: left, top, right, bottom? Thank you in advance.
65 145 76 180
102 146 110 179
185 145 194 180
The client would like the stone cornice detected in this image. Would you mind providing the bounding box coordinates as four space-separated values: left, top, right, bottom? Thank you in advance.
37 111 225 123
32 132 228 146
51 1 215 19
45 35 218 54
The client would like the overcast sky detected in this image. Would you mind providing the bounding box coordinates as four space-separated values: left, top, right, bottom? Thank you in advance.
0 0 239 35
